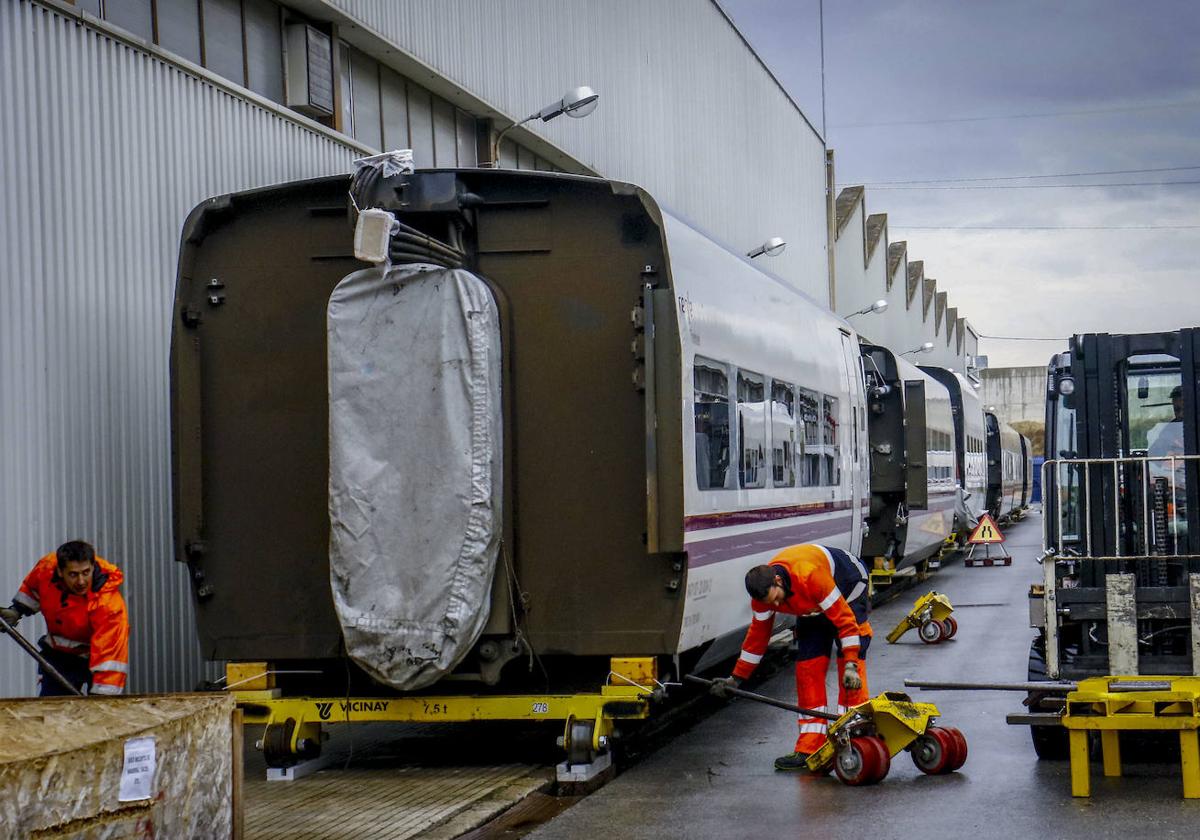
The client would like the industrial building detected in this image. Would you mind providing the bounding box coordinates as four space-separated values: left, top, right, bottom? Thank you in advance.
1 0 978 695
832 184 981 376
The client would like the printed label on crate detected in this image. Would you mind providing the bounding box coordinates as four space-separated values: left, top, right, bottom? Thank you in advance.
118 736 156 802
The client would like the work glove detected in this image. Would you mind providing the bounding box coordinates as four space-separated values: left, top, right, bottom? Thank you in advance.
709 676 741 699
0 605 20 628
842 660 862 691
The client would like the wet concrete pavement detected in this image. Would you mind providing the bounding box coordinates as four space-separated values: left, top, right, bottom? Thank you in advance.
528 510 1200 840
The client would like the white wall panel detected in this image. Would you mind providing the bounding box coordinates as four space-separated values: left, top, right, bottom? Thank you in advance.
0 0 364 696
326 0 830 300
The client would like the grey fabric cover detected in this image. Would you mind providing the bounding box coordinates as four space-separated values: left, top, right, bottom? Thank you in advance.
327 264 502 690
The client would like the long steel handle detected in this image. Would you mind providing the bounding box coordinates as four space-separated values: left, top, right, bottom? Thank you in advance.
684 673 840 720
904 679 1078 692
0 614 85 697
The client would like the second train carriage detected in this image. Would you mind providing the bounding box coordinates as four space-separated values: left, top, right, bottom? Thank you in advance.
859 344 958 581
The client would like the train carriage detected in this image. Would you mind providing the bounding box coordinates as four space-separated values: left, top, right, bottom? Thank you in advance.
985 412 1024 521
170 168 868 706
1019 433 1034 509
859 345 958 583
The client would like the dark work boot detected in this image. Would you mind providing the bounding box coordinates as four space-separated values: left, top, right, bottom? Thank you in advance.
774 751 812 772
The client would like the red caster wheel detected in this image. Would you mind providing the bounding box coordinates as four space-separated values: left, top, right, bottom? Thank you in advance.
910 726 956 774
835 736 885 785
943 726 968 771
941 617 958 639
918 620 944 644
861 735 892 782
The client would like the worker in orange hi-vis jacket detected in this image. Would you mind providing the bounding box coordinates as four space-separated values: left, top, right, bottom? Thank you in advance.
710 543 873 771
0 540 130 697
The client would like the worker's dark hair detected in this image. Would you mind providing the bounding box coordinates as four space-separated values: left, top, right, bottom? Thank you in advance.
745 565 777 600
56 540 96 569
1171 385 1183 399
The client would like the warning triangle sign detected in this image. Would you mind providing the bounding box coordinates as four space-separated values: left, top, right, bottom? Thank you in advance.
968 513 1005 544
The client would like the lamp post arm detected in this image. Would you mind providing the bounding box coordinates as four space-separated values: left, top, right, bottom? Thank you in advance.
490 113 539 167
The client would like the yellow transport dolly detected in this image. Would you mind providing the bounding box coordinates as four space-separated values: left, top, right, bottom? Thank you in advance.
804 691 967 784
685 676 967 786
227 657 661 771
887 591 957 644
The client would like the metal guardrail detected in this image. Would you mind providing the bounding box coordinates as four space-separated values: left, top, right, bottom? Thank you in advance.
1042 454 1197 561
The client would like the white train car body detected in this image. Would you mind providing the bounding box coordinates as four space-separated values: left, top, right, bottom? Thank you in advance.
662 215 868 656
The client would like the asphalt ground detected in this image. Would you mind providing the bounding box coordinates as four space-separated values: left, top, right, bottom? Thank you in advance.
526 509 1200 840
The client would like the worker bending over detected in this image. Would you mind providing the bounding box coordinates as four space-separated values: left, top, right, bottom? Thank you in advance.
0 540 130 696
713 543 872 771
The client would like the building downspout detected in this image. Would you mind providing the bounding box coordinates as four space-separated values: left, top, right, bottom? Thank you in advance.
826 148 837 311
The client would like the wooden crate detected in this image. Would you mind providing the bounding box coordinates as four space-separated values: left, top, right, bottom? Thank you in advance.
0 693 241 838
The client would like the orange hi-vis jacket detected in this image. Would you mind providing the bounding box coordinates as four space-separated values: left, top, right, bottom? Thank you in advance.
12 553 130 695
732 544 870 681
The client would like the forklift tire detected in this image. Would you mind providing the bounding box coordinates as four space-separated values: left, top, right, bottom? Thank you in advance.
1030 724 1070 761
1027 638 1069 760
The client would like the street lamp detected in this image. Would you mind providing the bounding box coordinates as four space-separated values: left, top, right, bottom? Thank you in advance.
845 299 888 318
901 342 936 356
747 237 787 259
489 86 599 167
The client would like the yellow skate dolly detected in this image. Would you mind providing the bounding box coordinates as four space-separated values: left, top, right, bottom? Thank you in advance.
685 677 967 786
805 691 968 784
887 591 956 644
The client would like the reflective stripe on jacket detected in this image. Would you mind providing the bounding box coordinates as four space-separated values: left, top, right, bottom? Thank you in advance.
15 553 130 694
732 544 870 680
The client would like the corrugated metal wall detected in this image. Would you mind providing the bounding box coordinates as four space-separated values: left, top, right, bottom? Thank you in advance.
0 0 364 696
326 0 830 301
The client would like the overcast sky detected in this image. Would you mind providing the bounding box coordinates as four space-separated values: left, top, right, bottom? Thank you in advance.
720 0 1200 368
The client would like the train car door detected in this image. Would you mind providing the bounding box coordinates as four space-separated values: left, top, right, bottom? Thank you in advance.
840 331 866 555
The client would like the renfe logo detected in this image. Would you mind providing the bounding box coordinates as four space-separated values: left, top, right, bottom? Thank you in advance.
314 700 390 720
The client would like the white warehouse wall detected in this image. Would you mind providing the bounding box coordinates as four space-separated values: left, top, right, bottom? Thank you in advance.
320 0 832 302
831 186 975 374
0 0 366 695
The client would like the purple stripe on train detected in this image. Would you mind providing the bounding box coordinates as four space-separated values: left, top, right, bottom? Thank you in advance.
684 493 957 569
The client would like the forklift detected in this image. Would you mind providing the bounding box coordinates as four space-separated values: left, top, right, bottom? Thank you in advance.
1020 329 1200 758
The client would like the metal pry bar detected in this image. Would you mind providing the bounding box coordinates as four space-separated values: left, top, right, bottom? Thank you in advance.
0 613 85 696
684 673 840 720
905 679 1079 692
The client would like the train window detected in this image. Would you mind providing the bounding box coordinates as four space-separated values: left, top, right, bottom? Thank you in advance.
770 380 797 487
737 371 767 489
823 395 840 486
798 388 822 487
694 359 731 490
